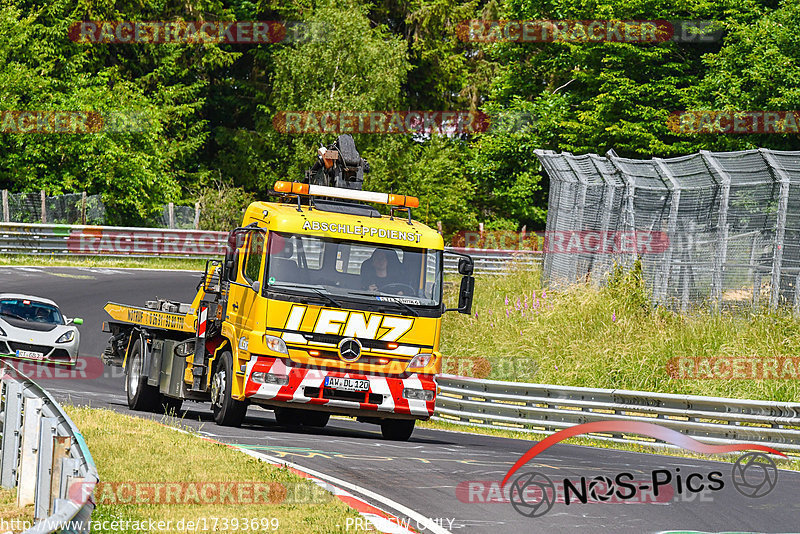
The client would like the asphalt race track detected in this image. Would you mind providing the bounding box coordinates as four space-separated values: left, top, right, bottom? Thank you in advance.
2 266 799 533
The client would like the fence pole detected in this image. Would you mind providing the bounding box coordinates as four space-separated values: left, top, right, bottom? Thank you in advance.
168 202 175 229
193 201 201 229
1 190 7 222
564 156 588 283
700 151 731 310
40 190 46 224
606 150 637 268
654 159 681 306
81 191 87 225
761 149 791 310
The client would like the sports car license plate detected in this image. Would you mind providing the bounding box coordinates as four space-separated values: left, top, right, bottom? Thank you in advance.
16 350 45 360
324 377 369 392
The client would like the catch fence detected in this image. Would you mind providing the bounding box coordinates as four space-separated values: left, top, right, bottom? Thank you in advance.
536 148 800 311
0 190 198 229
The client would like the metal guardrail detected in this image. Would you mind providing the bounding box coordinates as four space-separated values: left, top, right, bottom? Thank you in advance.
0 222 226 259
433 374 800 452
0 362 98 533
0 223 541 274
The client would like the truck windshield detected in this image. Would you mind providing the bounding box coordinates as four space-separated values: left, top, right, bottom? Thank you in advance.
264 232 442 307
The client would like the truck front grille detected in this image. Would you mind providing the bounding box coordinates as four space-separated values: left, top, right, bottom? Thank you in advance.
304 386 384 405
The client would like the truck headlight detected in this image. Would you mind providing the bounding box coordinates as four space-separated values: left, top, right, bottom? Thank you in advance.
406 353 434 371
56 331 75 343
252 372 289 385
264 335 288 355
403 388 435 401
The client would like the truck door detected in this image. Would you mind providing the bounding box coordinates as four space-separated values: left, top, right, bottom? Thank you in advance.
227 230 266 342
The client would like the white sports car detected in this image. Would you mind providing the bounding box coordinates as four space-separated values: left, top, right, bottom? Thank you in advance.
0 294 82 365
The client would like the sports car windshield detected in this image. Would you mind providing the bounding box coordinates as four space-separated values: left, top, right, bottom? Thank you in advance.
262 232 442 307
0 299 64 325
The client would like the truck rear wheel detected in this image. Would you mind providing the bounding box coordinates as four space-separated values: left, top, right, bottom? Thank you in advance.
126 339 160 412
380 419 415 441
211 351 247 427
160 396 183 415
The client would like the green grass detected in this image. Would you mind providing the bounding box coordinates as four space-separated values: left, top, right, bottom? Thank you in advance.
56 406 359 533
0 255 206 270
440 263 800 402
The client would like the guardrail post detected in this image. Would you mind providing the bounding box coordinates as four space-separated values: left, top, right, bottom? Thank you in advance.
51 436 72 513
1 380 24 488
17 394 43 506
35 417 56 520
1 190 8 222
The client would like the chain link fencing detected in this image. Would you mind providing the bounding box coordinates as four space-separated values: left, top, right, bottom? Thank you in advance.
536 148 800 311
1 190 196 229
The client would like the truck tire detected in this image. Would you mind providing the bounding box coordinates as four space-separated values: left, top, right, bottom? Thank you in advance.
211 350 247 427
160 396 183 415
380 419 415 441
274 408 302 427
126 339 160 412
300 411 330 428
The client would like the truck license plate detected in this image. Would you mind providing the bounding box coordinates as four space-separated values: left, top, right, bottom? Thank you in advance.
16 350 45 360
324 377 369 392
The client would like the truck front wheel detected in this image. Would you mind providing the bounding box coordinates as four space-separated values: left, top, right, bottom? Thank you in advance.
380 419 415 441
126 339 160 412
211 351 247 427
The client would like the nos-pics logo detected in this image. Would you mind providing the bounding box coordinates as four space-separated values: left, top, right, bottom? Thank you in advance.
503 421 782 518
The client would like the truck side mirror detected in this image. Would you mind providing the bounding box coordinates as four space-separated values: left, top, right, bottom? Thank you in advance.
251 280 261 293
458 257 474 276
457 276 475 314
226 251 239 281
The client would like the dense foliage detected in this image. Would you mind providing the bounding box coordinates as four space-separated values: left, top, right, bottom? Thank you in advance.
1 0 798 230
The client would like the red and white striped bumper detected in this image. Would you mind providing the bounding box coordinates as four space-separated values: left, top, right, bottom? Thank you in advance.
243 356 436 417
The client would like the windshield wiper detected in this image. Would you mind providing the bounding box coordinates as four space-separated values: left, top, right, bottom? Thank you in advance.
268 282 342 308
0 311 26 321
346 291 419 317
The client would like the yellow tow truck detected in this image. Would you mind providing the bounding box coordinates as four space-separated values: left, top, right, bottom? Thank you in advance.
102 135 475 440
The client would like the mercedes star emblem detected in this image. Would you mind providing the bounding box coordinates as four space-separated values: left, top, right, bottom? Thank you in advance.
338 337 362 362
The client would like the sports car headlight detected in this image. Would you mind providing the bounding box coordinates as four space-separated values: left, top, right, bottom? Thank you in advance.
56 331 75 343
